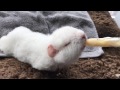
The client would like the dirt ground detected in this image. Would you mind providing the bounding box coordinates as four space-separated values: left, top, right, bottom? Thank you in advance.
0 11 120 79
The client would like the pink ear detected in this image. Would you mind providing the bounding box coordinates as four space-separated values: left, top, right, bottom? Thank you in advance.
48 45 58 58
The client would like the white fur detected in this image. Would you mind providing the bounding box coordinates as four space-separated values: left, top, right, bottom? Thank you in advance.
0 26 86 71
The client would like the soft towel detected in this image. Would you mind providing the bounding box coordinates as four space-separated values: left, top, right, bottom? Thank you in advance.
0 11 104 58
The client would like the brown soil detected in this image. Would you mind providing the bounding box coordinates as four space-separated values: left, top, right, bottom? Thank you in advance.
0 11 120 79
88 11 120 37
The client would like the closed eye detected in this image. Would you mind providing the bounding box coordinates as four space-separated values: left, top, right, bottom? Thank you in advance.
64 42 71 47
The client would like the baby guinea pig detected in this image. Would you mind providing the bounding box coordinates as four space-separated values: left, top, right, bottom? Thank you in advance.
0 26 86 71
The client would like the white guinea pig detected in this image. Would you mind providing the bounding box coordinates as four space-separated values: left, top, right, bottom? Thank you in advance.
0 26 86 71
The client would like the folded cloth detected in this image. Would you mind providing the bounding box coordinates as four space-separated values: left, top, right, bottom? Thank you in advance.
0 11 104 58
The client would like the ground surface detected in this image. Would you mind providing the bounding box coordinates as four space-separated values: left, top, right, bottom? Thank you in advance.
0 11 120 79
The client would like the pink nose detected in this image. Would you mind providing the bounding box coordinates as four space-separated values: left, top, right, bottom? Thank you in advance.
81 34 86 39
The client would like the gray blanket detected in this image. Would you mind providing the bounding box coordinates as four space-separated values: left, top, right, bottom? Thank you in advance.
0 11 104 58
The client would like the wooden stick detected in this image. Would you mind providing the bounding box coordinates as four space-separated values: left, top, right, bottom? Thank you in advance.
86 37 120 47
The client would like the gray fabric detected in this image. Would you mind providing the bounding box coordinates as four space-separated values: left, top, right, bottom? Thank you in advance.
0 11 104 58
